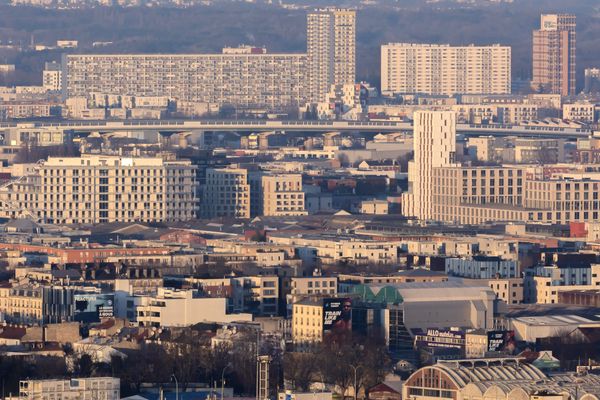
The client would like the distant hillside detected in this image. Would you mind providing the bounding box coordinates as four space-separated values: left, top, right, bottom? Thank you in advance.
0 0 599 90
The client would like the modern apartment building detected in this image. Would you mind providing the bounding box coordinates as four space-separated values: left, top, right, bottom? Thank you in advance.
185 276 280 316
402 110 458 220
307 8 356 102
381 43 511 96
202 166 251 219
63 51 308 111
0 155 197 224
430 166 600 225
19 378 120 400
42 61 62 92
136 287 252 327
532 14 576 96
249 172 307 217
431 165 526 224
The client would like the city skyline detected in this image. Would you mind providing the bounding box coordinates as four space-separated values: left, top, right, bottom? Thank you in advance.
1 2 600 400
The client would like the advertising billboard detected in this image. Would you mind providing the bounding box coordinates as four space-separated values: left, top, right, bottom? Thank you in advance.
323 298 352 333
414 328 465 350
487 330 517 353
74 293 114 322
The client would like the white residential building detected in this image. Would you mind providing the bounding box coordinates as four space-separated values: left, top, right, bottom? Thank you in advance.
381 43 511 96
19 378 120 400
136 287 253 327
63 52 308 111
402 110 458 220
307 8 356 102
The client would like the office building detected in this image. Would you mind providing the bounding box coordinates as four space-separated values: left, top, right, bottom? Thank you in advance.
307 8 356 102
20 378 120 400
532 14 576 96
381 43 511 96
0 155 197 224
402 110 457 220
202 166 251 219
63 51 308 111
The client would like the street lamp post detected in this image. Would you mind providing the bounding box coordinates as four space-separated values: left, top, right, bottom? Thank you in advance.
221 365 231 400
350 365 362 400
171 374 179 400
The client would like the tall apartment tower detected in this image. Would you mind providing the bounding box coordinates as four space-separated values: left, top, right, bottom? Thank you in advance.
402 111 457 221
307 8 356 103
532 14 576 96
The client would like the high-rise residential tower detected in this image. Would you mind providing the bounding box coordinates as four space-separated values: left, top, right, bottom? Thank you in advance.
532 14 576 96
307 8 356 103
402 110 458 221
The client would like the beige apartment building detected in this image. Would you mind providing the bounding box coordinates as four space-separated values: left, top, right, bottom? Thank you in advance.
202 166 250 219
532 14 576 96
563 102 595 123
381 43 511 96
488 277 524 305
0 155 196 224
0 284 74 324
431 165 526 224
292 299 324 347
291 277 338 296
249 173 307 217
307 8 356 102
63 51 308 111
431 166 600 225
525 272 600 305
268 232 399 265
20 378 120 400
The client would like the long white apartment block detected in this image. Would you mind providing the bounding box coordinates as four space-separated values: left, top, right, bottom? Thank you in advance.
62 52 308 111
381 43 511 96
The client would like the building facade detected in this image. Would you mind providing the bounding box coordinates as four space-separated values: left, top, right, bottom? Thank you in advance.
403 110 457 220
532 14 576 96
202 167 251 219
381 43 511 96
0 155 197 224
63 52 308 111
20 378 120 400
307 8 356 102
249 172 307 217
